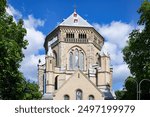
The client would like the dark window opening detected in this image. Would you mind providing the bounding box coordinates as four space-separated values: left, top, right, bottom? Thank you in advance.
78 34 87 39
89 95 94 100
66 33 74 38
64 95 70 100
55 76 58 90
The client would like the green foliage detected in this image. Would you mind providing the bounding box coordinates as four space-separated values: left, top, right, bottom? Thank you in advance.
138 0 150 29
116 1 150 100
0 0 6 15
115 90 126 100
0 0 41 99
115 76 137 100
24 80 42 100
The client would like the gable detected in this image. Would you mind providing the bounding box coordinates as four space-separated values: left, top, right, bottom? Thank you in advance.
54 70 104 100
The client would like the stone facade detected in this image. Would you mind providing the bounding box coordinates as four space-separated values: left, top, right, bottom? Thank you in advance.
38 11 113 100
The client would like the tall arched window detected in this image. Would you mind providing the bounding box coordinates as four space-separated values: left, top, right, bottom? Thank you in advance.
79 52 84 70
98 56 101 67
89 95 95 100
74 49 79 69
43 75 46 94
55 76 58 90
69 52 73 70
64 95 70 100
96 53 101 67
53 51 58 67
76 89 82 100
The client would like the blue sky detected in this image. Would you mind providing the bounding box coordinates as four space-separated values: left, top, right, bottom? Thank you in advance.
7 0 143 91
8 0 141 34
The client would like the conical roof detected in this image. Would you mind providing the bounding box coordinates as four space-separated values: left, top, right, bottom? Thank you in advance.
59 11 93 27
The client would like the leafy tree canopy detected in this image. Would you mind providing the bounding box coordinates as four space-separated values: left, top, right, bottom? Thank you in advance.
0 0 41 99
116 0 150 100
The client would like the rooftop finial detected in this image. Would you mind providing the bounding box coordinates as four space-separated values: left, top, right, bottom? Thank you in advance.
74 0 76 13
74 4 76 13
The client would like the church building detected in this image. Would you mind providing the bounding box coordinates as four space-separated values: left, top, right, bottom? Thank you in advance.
38 9 114 100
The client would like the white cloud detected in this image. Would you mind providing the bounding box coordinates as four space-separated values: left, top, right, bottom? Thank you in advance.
93 21 133 49
20 55 45 81
24 15 45 29
6 5 22 21
21 16 45 81
113 64 130 82
6 5 45 82
93 21 134 90
23 28 45 55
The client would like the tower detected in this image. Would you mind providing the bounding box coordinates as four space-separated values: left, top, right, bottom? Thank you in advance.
38 10 114 100
45 46 55 93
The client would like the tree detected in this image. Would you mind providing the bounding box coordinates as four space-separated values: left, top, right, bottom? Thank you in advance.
24 80 42 100
115 90 126 100
0 0 41 99
0 0 6 15
116 0 150 100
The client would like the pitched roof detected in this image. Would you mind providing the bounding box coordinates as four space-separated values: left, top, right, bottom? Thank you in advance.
59 11 93 28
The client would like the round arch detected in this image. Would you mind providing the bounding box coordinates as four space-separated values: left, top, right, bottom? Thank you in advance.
76 89 83 100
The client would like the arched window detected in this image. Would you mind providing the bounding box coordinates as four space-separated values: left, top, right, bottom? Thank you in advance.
76 89 82 100
74 49 79 69
83 34 85 38
55 76 58 90
53 51 58 67
43 75 46 94
69 52 73 70
98 56 101 67
79 52 84 70
85 34 86 38
66 33 74 38
89 95 95 100
64 95 70 100
96 53 101 67
68 47 86 71
78 34 86 39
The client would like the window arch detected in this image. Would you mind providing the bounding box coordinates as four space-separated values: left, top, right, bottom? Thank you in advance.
89 95 95 100
79 52 84 70
76 89 82 100
43 75 46 94
74 49 79 69
64 95 70 100
78 33 87 39
55 76 58 90
53 51 58 67
68 47 85 71
66 33 74 38
69 52 73 70
96 53 101 67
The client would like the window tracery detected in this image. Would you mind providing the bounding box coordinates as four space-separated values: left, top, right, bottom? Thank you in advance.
69 47 85 70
